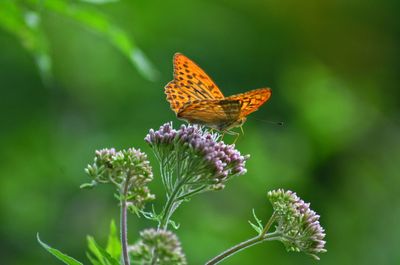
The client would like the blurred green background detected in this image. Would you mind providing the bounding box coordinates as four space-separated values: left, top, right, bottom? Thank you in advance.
1 0 399 264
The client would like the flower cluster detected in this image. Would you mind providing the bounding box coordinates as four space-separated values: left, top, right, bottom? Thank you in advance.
129 229 187 265
145 122 249 192
84 148 155 211
268 189 326 260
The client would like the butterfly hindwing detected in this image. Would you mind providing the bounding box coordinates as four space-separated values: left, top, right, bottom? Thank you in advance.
177 99 242 125
225 88 271 117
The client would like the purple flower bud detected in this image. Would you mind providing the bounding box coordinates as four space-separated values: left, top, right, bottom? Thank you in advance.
130 229 187 265
145 122 249 191
267 189 326 259
85 148 154 210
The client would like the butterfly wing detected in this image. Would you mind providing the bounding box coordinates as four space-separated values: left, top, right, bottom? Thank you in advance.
225 88 271 117
165 53 224 113
177 99 242 126
165 81 193 113
173 53 224 99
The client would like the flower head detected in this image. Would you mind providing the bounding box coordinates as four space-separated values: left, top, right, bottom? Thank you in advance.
129 229 187 265
84 148 155 211
268 189 326 260
145 122 249 192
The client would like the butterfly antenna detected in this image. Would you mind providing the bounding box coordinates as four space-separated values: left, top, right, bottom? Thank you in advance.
252 117 284 126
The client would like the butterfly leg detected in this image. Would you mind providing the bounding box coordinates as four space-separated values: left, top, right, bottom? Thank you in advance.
224 130 240 144
240 125 245 135
232 131 240 144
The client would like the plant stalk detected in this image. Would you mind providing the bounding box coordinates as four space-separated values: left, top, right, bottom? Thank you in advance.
120 179 130 265
205 213 279 265
158 178 186 230
261 211 276 236
205 233 280 265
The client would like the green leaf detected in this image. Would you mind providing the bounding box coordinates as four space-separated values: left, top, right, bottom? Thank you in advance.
106 220 121 260
27 0 158 81
80 180 98 189
87 236 120 265
86 252 102 265
87 236 105 265
248 209 264 235
140 204 160 222
169 219 180 230
0 1 52 84
37 234 83 265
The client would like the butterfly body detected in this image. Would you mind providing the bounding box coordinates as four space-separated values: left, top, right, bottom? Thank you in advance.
165 53 271 133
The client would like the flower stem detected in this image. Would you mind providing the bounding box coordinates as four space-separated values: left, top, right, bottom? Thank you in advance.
158 177 186 230
205 212 279 265
150 177 187 265
120 179 130 265
205 233 280 265
175 185 208 201
261 211 276 237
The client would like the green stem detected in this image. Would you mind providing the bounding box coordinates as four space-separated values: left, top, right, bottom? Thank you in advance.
175 185 208 201
205 233 280 265
205 212 279 265
151 172 188 264
261 211 277 236
120 179 130 265
158 178 186 230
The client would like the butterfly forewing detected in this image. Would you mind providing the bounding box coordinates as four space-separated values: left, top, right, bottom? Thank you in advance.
173 53 224 100
165 53 225 113
165 81 190 113
226 88 271 117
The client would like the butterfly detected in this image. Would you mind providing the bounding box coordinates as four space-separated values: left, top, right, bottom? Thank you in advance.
165 53 271 138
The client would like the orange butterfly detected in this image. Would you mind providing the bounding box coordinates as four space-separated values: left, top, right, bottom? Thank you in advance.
165 53 271 137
